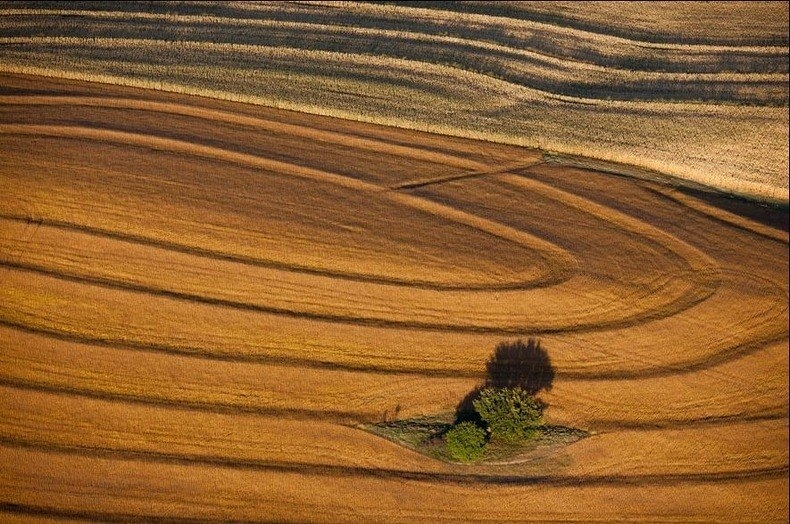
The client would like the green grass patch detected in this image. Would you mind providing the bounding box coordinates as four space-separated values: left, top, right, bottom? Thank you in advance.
363 414 588 464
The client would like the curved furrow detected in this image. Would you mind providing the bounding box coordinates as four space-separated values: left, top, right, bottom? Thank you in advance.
0 125 727 333
0 227 716 341
646 186 789 244
6 4 783 74
0 94 503 173
0 446 787 522
0 320 785 430
0 367 784 437
0 154 783 375
407 173 787 377
0 124 576 291
1 382 786 480
541 265 788 379
0 123 723 334
1 35 785 106
0 322 480 420
1 371 785 435
0 438 786 487
0 213 559 293
544 338 789 430
0 383 451 473
0 293 785 382
0 255 728 343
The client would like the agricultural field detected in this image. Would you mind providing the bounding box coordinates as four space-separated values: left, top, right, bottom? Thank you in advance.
0 1 788 522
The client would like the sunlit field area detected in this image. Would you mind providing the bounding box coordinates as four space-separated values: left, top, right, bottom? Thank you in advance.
0 2 787 522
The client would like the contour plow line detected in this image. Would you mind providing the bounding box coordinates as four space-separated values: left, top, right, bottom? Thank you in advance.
2 126 723 331
647 185 789 244
0 380 783 474
0 439 786 487
0 124 575 290
0 213 542 292
0 261 713 338
0 222 784 373
0 295 785 382
0 95 505 171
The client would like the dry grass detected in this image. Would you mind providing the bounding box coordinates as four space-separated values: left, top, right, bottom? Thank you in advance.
0 1 786 201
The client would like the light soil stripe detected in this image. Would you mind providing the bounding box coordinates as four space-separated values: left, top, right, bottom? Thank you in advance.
0 95 492 170
501 172 719 277
0 123 577 281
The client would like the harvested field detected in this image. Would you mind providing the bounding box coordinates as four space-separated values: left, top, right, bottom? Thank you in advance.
0 1 788 521
0 1 787 201
0 71 787 522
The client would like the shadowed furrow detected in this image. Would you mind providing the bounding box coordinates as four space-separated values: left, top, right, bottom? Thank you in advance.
0 437 785 487
0 321 786 430
0 126 572 290
0 446 787 522
0 381 785 480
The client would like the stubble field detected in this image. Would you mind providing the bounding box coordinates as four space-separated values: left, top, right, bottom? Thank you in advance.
0 71 787 521
0 1 787 201
0 1 788 522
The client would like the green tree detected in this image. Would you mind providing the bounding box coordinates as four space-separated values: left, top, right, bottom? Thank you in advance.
445 421 487 462
473 387 545 443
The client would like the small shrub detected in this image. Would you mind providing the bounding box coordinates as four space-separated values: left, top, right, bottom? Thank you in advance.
445 421 487 462
473 387 545 443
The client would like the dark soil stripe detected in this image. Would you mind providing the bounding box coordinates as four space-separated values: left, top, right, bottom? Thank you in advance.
0 258 723 337
0 437 786 487
0 379 785 433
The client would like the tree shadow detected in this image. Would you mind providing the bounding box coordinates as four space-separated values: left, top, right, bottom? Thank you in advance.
486 338 554 393
455 338 554 424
